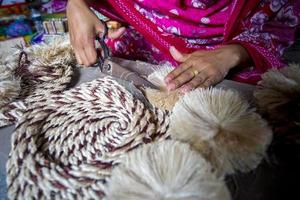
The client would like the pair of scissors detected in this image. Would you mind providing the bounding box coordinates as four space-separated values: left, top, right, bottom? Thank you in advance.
94 19 111 72
93 20 158 90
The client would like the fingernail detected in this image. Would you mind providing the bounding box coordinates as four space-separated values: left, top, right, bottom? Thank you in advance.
180 86 190 93
167 83 176 91
118 27 126 32
169 46 178 55
165 77 172 83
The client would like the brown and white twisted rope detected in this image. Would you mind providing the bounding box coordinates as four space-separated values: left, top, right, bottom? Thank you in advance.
7 77 169 200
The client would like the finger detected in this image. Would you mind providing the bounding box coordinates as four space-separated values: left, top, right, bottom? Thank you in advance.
169 46 190 62
108 27 126 39
199 69 223 88
95 20 125 39
74 50 83 65
180 72 209 93
77 47 89 67
83 41 97 66
70 29 86 65
167 66 196 91
165 61 191 84
70 33 82 65
200 78 215 88
73 36 88 67
72 41 86 66
201 77 218 88
94 20 105 35
77 35 97 66
69 30 77 51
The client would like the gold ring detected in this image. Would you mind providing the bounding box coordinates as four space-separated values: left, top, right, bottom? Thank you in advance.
193 69 199 76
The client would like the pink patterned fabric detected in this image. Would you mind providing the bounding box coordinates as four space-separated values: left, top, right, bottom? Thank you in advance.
90 0 300 84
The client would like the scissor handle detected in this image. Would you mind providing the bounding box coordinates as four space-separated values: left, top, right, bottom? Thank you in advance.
96 19 110 70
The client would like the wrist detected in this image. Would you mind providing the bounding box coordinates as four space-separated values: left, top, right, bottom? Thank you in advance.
222 44 250 67
226 44 250 66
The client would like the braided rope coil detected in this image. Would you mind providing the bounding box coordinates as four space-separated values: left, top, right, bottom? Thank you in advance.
7 77 170 200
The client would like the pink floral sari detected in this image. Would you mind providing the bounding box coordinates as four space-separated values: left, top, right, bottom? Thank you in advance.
90 0 300 84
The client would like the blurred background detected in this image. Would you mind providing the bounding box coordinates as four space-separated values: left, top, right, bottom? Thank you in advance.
0 0 68 57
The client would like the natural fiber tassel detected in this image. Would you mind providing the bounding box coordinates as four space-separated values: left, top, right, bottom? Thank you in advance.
169 88 272 175
105 140 231 200
26 37 76 67
254 63 300 122
146 65 181 110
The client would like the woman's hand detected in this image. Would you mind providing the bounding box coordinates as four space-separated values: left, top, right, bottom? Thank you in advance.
66 0 125 66
164 45 250 93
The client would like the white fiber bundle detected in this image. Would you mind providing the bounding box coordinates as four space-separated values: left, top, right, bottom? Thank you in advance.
169 88 272 175
27 37 76 67
106 140 231 200
254 64 300 122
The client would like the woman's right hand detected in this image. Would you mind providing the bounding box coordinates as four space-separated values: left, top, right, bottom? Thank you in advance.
66 0 125 66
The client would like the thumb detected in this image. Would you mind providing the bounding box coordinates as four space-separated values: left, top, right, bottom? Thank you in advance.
108 27 126 39
94 21 125 39
94 21 105 35
169 46 189 62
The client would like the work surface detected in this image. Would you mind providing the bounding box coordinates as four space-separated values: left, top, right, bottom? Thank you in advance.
0 56 299 199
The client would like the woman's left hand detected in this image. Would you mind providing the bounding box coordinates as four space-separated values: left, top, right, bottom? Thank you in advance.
164 44 249 93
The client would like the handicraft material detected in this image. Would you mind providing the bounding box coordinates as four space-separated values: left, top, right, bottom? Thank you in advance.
0 39 277 200
6 77 169 199
106 140 231 200
145 65 182 110
0 38 75 127
254 64 300 145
